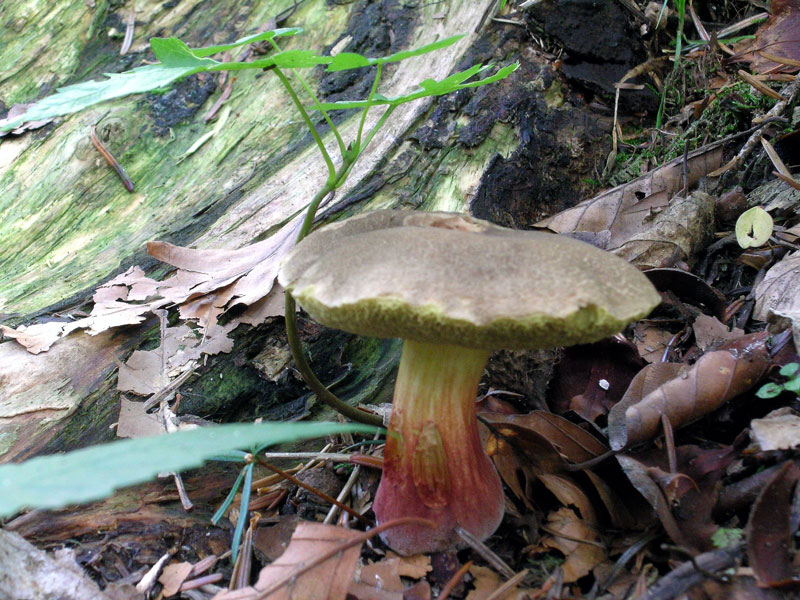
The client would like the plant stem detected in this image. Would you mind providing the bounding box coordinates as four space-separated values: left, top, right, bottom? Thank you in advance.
355 64 383 151
269 38 347 159
285 295 383 427
273 67 336 180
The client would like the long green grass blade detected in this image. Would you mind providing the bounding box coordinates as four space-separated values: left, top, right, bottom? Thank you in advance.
0 421 377 517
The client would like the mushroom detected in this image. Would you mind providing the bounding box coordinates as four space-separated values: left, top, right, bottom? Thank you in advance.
278 210 660 555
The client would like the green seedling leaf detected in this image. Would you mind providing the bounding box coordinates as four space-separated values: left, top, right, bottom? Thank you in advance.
0 421 377 517
328 52 372 71
0 63 200 132
712 527 744 548
326 34 465 72
191 27 303 57
319 61 520 110
735 206 773 249
0 36 329 133
150 37 218 69
756 382 783 399
779 363 799 378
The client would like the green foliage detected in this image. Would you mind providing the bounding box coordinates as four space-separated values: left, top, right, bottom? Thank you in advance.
319 62 519 110
757 363 800 399
712 527 743 548
0 421 376 517
0 30 516 133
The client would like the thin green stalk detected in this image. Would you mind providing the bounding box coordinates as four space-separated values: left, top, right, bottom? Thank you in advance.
285 294 384 427
273 67 336 180
355 63 383 151
656 0 686 128
269 38 347 159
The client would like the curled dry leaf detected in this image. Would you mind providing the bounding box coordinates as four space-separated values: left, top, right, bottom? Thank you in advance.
548 337 644 422
2 215 295 356
611 191 715 269
740 0 800 73
751 408 800 451
465 565 532 600
746 461 800 587
213 522 363 600
617 444 738 553
537 147 722 251
754 251 800 350
538 507 607 582
608 332 771 450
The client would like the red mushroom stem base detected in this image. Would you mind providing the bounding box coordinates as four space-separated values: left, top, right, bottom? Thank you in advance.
374 339 505 555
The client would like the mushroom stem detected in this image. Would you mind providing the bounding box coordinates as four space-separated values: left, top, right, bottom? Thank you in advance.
374 339 504 555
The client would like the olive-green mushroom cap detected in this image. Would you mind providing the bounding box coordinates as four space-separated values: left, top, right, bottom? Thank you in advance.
278 210 660 350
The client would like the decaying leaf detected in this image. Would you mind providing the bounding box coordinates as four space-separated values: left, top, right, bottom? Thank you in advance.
608 333 771 450
2 216 293 355
692 314 745 352
159 561 193 597
548 337 644 421
617 444 738 553
754 251 800 349
213 522 363 600
385 552 431 579
751 408 800 451
611 191 715 269
538 507 607 582
746 461 800 587
465 565 532 600
739 0 800 73
537 147 721 244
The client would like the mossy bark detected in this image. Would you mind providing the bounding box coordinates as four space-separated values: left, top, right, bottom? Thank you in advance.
0 0 613 462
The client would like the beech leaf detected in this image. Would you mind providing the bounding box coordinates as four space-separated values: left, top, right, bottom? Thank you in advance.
608 333 771 450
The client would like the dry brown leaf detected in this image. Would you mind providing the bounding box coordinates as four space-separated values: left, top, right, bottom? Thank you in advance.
356 558 404 594
633 323 674 363
538 474 598 525
740 0 800 73
465 565 532 600
385 552 432 579
747 461 800 587
117 350 164 396
346 581 403 600
692 314 745 352
359 559 404 592
116 397 165 438
751 408 800 451
611 191 715 269
159 562 193 597
754 251 800 349
539 507 607 582
213 522 363 600
537 148 722 249
608 333 771 450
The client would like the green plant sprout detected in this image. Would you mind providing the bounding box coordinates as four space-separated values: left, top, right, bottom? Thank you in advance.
0 22 518 551
655 0 686 129
757 363 800 399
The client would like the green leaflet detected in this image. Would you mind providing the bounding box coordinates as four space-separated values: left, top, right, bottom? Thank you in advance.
0 421 378 517
318 62 520 110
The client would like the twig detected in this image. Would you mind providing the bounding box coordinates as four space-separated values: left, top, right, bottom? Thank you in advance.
324 464 361 525
120 7 135 55
455 526 515 579
90 126 135 192
711 71 800 179
485 569 529 600
637 545 742 600
255 456 371 526
437 560 473 600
